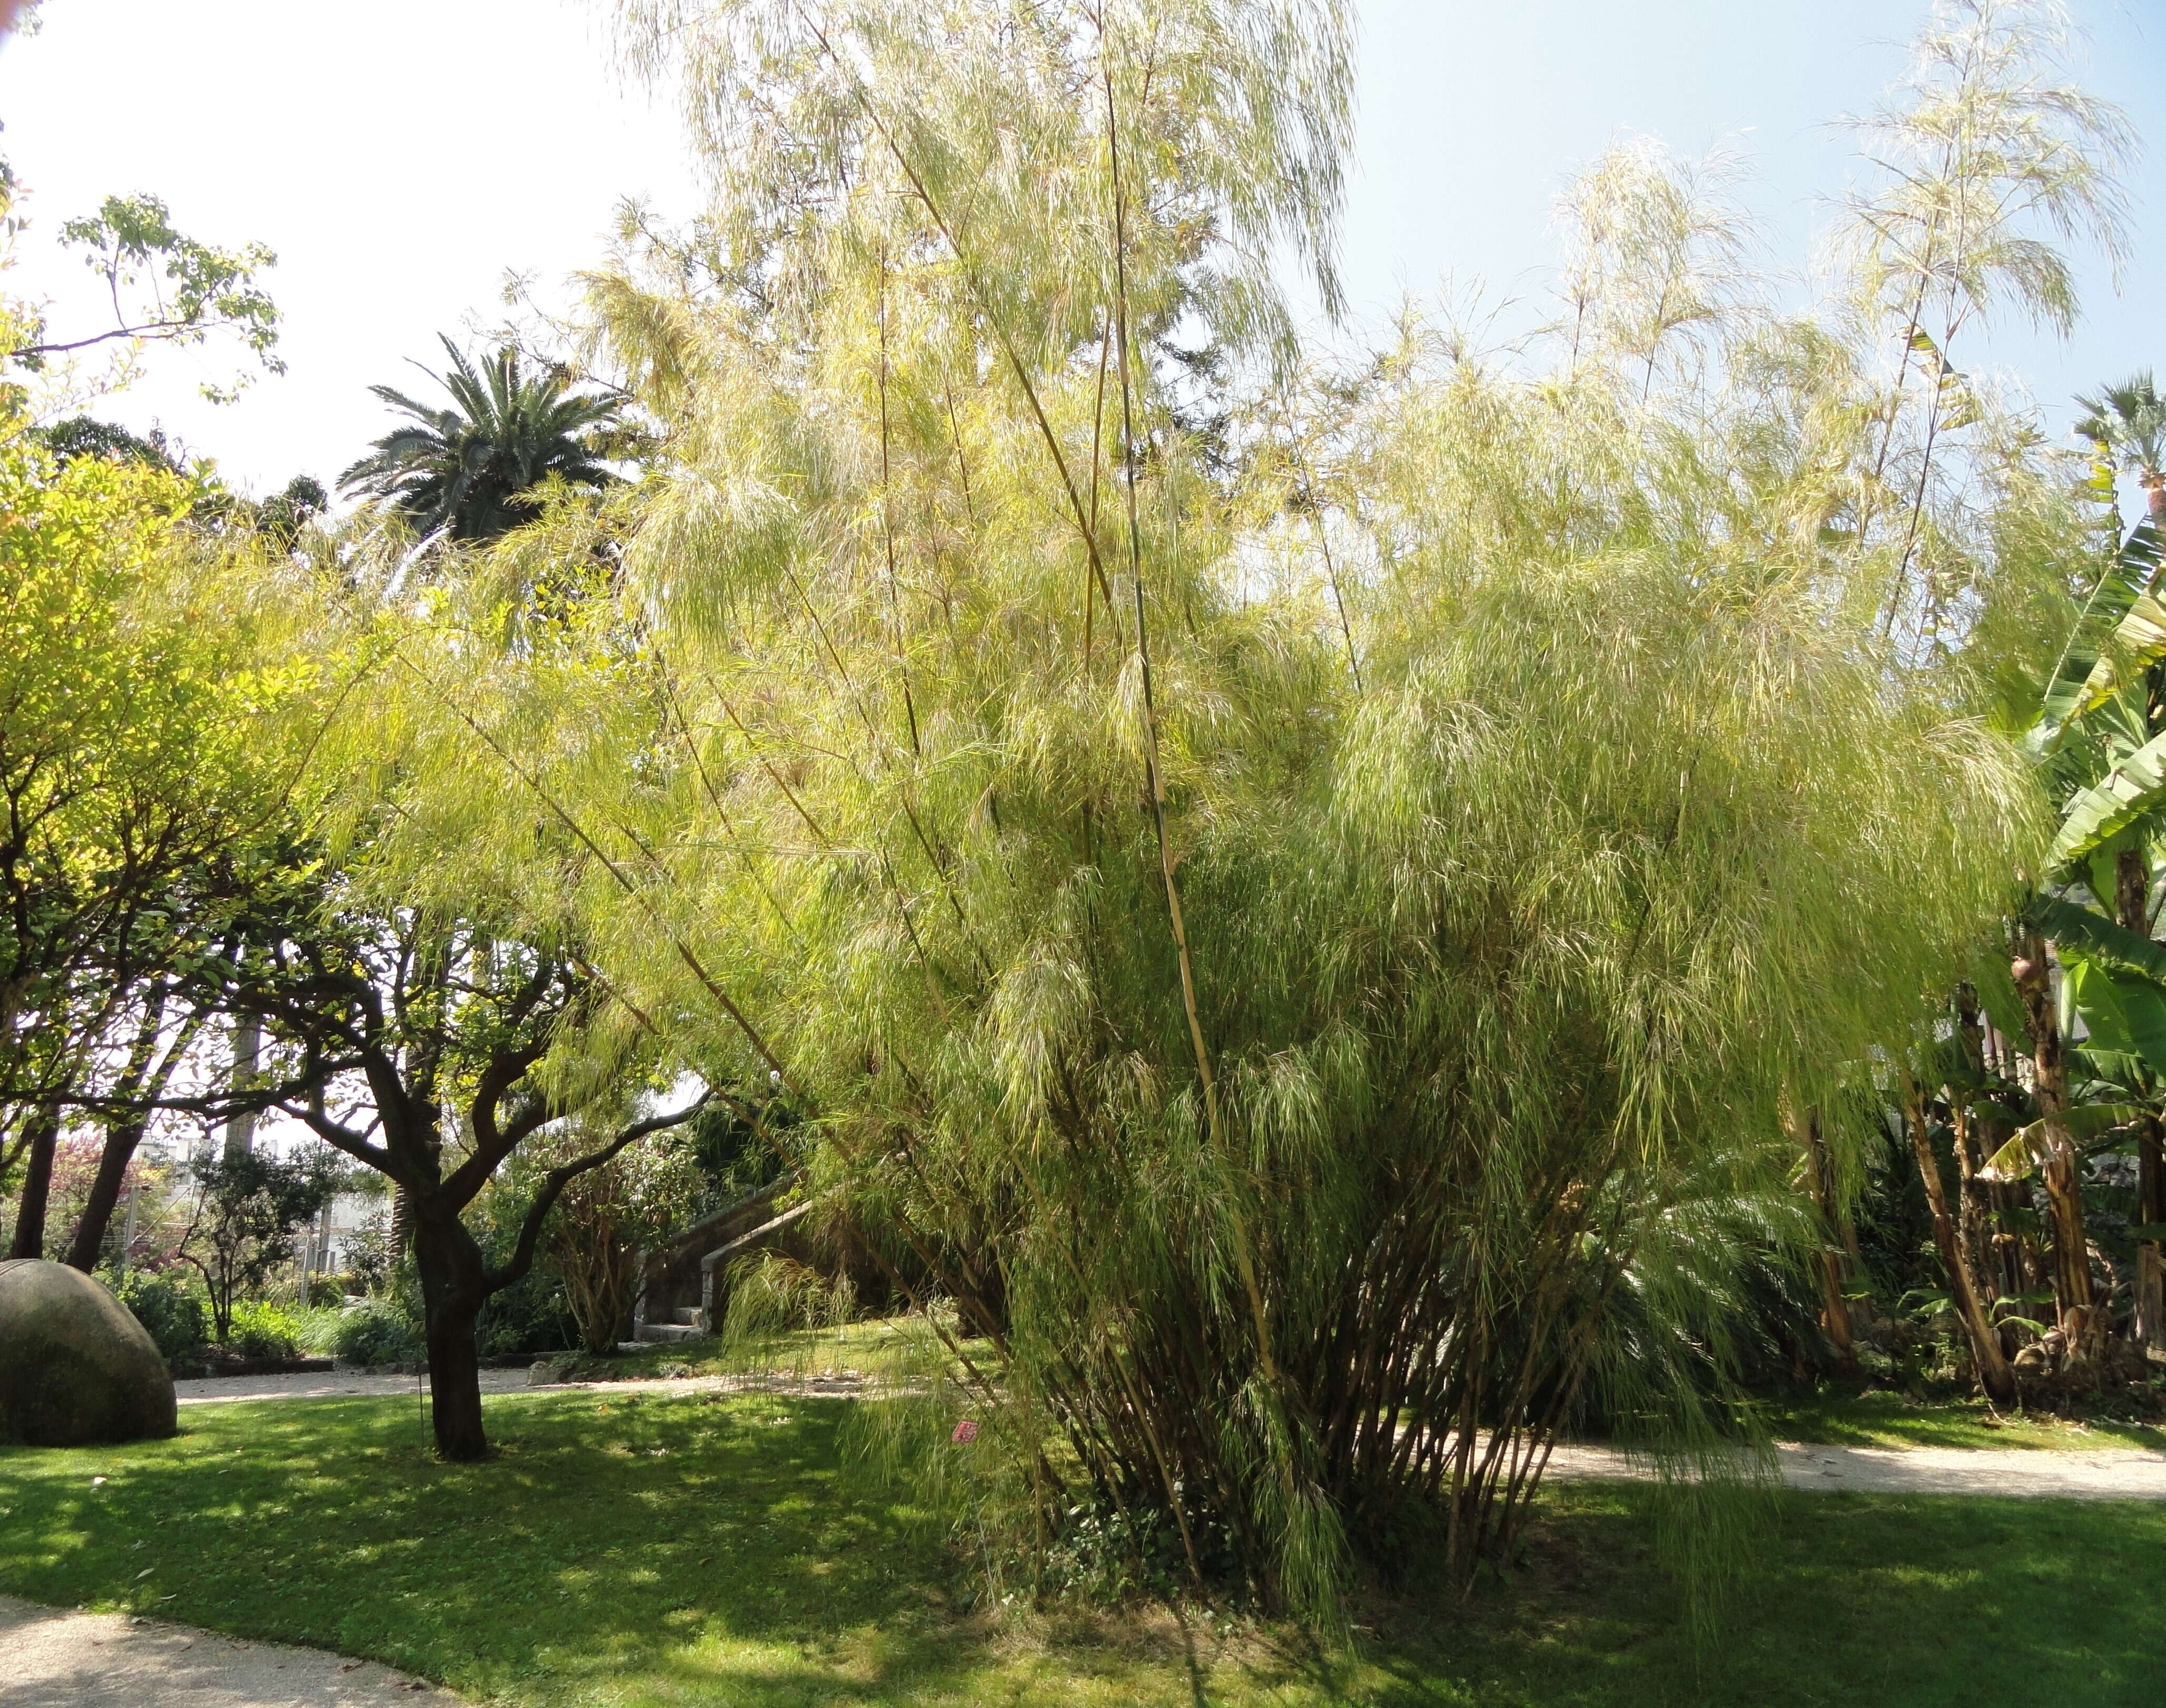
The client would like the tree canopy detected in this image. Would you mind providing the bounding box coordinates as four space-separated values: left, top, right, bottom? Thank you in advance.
339 336 626 544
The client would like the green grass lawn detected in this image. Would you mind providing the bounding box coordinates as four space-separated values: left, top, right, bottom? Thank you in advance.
1758 1384 2166 1452
587 1322 2166 1456
3 1390 2161 1706
562 1317 930 1386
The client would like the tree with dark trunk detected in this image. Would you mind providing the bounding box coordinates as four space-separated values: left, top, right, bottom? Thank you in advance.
63 986 204 1271
5 1104 58 1259
197 907 704 1459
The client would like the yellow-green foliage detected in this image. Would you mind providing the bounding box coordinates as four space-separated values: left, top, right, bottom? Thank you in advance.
0 411 313 1096
333 0 2120 1620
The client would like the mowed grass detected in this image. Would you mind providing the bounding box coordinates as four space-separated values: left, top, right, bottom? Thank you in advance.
2 1390 2162 1706
567 1318 930 1386
1759 1383 2166 1452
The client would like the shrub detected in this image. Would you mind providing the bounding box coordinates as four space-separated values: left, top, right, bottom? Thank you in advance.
332 1300 422 1367
109 1268 207 1366
225 1298 304 1360
292 1305 349 1355
305 1273 352 1308
475 1266 580 1359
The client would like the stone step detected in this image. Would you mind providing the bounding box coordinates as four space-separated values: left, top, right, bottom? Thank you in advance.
672 1307 702 1327
634 1321 705 1344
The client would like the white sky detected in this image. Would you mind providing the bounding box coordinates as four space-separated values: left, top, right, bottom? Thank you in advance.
0 0 2160 498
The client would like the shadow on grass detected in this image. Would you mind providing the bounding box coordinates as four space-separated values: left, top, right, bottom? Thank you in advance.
1346 1484 2166 1708
2 1391 2164 1706
0 1391 1007 1705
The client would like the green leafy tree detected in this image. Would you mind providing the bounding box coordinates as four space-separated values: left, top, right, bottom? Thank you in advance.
338 337 624 544
4 191 282 402
188 850 709 1457
27 414 181 470
180 1147 339 1344
0 413 301 1259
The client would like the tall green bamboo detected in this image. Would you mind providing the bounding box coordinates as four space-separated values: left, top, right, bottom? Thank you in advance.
344 0 2099 1616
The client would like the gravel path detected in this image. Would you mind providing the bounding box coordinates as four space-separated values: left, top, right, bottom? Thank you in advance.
174 1369 535 1406
0 1596 459 1707
1548 1440 2166 1499
173 1366 870 1406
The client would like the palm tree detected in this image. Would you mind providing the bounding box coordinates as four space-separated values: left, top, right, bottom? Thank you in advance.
2075 373 2166 528
340 336 626 543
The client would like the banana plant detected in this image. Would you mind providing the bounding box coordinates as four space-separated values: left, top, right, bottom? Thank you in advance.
2015 506 2166 1364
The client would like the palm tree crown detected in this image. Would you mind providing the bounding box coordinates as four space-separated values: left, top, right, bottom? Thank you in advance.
339 336 626 542
2075 371 2166 527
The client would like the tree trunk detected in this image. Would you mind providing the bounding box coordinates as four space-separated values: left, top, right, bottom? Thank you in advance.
1787 1104 1858 1371
64 998 176 1272
2139 1113 2165 1360
6 1107 60 1260
63 1117 148 1271
412 1203 491 1461
2114 851 2164 1360
2014 928 2100 1363
1951 989 2008 1323
1902 1074 2017 1403
222 1010 262 1160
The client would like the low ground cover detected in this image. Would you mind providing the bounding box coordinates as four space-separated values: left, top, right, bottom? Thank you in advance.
2 1391 2161 1706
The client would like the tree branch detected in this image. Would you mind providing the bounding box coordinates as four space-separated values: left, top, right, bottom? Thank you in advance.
7 319 203 361
481 1092 711 1294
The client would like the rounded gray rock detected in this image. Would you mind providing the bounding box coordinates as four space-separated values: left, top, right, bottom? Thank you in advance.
0 1259 177 1446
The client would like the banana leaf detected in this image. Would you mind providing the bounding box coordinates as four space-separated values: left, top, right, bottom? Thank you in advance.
2048 726 2166 869
2031 522 2164 747
2067 590 2166 723
1978 1102 2142 1183
2029 892 2166 984
2057 948 2166 1083
2070 1045 2152 1089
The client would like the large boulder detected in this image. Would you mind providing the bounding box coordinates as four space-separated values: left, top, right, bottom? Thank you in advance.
0 1259 177 1446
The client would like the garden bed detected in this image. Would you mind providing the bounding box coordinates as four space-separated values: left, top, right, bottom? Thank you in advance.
171 1355 336 1379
